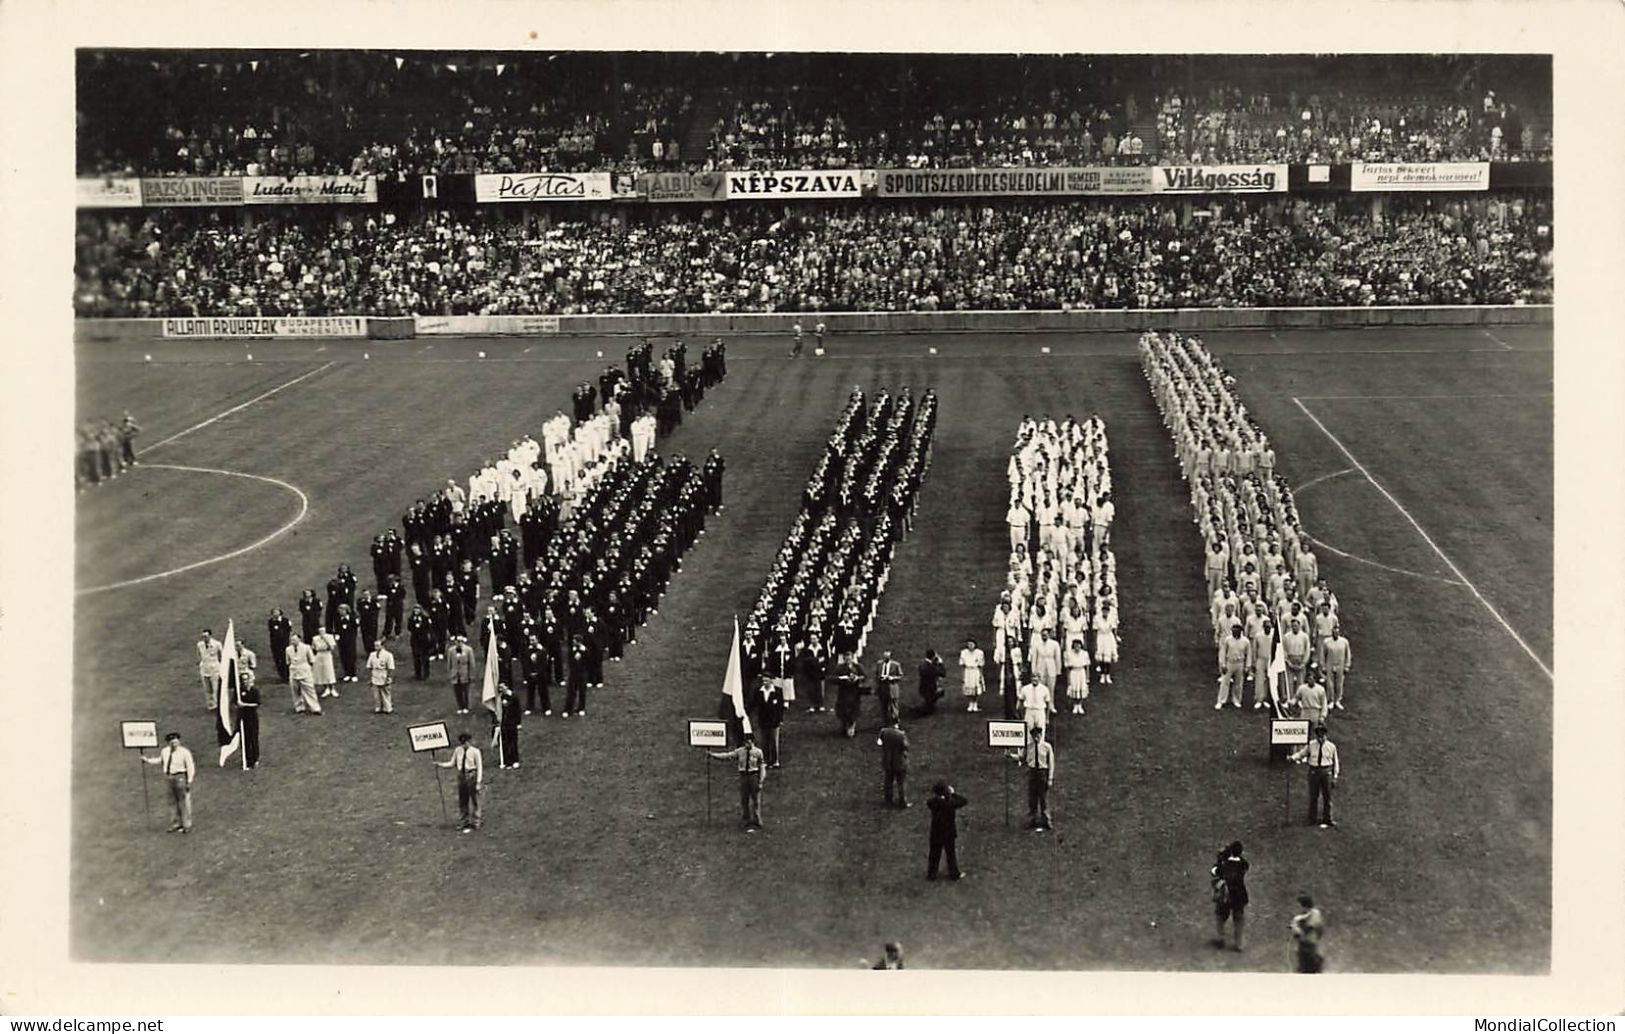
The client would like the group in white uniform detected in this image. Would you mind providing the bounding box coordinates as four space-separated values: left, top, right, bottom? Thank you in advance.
1140 330 1352 717
978 415 1120 720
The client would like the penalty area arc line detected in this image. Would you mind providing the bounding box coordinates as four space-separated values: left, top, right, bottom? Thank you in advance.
76 463 310 596
1292 396 1552 680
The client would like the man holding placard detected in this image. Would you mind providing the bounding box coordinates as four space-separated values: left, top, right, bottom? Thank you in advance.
433 733 484 833
709 733 767 832
142 732 195 833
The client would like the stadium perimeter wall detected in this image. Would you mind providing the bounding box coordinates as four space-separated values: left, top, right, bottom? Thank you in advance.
74 306 1553 343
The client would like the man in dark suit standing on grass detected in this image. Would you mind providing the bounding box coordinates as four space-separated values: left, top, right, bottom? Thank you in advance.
878 719 910 808
926 781 967 880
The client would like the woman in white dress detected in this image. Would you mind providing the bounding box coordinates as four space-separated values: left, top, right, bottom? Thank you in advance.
1093 601 1119 686
311 628 339 699
1064 637 1091 713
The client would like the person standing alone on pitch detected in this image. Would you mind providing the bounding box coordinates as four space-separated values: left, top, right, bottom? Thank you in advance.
142 732 195 833
926 781 967 880
1289 724 1340 827
1210 841 1250 952
447 635 475 714
709 733 767 832
433 733 483 833
366 636 397 715
1013 724 1056 831
196 628 223 711
878 718 910 808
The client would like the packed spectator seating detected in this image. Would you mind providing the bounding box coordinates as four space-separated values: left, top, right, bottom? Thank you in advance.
74 193 1554 318
77 51 1550 178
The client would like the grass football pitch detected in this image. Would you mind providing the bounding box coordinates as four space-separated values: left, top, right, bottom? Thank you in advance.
72 324 1553 972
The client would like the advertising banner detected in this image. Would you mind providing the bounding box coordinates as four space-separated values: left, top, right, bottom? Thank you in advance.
160 316 366 339
140 177 246 207
635 170 727 203
722 168 865 200
243 175 378 205
76 177 143 208
474 172 628 203
415 314 560 336
1154 165 1288 194
877 166 1155 198
1350 162 1491 192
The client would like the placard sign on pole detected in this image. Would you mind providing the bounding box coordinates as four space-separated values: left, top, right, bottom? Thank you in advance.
1271 719 1310 825
121 721 160 822
987 720 1028 829
689 720 729 825
408 723 452 825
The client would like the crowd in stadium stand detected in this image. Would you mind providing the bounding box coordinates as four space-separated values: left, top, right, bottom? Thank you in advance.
77 52 1550 178
74 193 1554 318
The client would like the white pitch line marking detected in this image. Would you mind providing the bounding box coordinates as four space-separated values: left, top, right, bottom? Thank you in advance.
77 464 310 595
1481 328 1515 350
1293 396 1553 679
1293 467 1356 493
142 362 336 454
1300 533 1464 587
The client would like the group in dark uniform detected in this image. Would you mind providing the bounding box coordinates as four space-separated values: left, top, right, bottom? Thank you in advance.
737 386 937 737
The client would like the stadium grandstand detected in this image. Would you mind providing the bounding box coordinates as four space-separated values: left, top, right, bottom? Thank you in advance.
71 49 1555 978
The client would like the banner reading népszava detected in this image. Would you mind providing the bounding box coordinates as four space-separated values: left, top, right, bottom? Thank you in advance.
1153 165 1288 194
243 176 378 205
722 169 865 200
160 316 366 339
1349 162 1490 192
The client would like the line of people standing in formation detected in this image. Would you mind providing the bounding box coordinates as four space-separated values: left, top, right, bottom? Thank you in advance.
193 336 727 754
977 415 1121 736
76 412 142 489
1139 330 1353 727
737 386 938 743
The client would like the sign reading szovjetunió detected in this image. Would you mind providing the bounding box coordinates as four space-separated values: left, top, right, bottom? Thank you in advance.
1154 164 1288 194
160 316 366 339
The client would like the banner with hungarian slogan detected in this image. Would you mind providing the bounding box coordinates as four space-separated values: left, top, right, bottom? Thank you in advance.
722 168 865 201
140 177 246 207
1153 164 1288 194
160 316 365 339
243 175 377 205
1350 162 1490 192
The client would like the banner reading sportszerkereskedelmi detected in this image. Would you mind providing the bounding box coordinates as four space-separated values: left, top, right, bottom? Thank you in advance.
876 167 1155 198
722 169 865 200
1349 162 1490 192
160 317 366 339
1153 165 1288 194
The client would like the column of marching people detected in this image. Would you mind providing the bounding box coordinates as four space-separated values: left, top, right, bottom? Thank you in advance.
982 415 1120 724
1139 330 1353 726
196 337 727 779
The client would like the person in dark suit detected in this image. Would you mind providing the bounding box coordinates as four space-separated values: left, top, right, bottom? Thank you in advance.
382 574 406 638
755 676 787 768
1210 841 1250 952
238 641 261 769
926 781 967 880
266 608 292 683
333 603 359 683
831 648 867 738
915 648 947 716
297 589 322 642
496 683 522 769
878 719 910 808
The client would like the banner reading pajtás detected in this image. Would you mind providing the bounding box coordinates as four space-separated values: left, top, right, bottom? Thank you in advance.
76 177 143 208
140 177 246 207
161 316 365 339
1349 162 1490 192
474 172 632 203
244 176 378 204
1154 165 1288 194
876 166 1155 198
722 169 865 200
